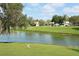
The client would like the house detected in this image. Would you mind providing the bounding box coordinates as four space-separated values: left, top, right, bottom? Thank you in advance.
48 22 54 26
35 21 39 26
54 23 59 26
64 21 70 26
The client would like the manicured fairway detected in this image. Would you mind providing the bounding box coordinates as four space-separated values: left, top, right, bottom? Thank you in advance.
26 26 79 35
0 43 79 56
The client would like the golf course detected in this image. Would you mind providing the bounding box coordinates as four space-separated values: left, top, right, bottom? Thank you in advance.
0 26 78 56
0 43 79 56
0 3 79 56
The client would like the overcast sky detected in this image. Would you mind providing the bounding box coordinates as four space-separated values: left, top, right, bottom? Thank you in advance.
23 3 79 20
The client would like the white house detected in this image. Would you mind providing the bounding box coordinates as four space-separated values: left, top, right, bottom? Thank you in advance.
49 22 54 26
64 21 70 26
35 21 39 26
54 23 59 26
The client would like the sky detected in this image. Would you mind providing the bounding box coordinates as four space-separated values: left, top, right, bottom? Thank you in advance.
23 3 79 20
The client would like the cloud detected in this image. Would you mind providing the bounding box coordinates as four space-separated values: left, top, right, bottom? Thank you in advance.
42 5 56 14
48 3 65 8
30 3 40 7
63 6 79 14
42 3 65 16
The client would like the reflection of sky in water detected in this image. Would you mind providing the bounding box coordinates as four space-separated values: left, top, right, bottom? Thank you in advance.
0 32 79 47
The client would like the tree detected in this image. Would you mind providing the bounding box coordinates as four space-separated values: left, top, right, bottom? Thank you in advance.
51 15 69 25
51 15 63 25
58 16 64 25
51 15 58 23
39 19 45 26
0 3 23 33
63 15 69 21
17 15 29 28
69 16 79 26
45 20 51 26
27 17 33 26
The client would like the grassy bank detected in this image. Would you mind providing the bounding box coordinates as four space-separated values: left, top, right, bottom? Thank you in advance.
25 26 79 35
0 43 79 56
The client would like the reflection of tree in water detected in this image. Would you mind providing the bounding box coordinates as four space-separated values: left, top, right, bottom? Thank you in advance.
49 33 79 47
64 35 79 48
49 33 65 45
51 33 65 40
50 33 79 48
24 32 42 42
25 32 53 44
26 32 34 36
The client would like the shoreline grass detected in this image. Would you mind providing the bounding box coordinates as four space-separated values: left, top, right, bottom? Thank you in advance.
25 26 79 35
0 43 79 56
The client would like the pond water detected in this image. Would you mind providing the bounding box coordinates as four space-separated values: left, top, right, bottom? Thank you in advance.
0 31 79 47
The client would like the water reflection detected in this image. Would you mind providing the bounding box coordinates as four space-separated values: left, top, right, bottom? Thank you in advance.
0 31 79 47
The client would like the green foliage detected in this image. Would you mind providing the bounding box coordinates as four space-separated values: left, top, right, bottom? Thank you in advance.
51 15 63 24
27 17 35 26
0 3 25 33
39 19 45 26
18 15 29 28
51 15 69 25
63 15 69 21
69 16 79 26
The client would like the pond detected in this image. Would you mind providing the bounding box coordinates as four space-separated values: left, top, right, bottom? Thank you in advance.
0 31 79 47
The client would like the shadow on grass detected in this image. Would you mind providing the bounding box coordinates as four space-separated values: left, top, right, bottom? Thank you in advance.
72 27 79 30
69 48 79 52
0 42 13 43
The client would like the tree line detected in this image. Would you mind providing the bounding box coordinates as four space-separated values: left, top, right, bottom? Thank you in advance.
51 15 79 26
27 15 79 26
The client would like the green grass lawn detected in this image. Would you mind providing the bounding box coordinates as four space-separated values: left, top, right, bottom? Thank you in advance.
0 43 79 56
25 26 79 35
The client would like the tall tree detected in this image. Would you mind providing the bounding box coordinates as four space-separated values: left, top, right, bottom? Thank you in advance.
27 17 35 26
39 19 45 26
0 3 23 33
69 16 79 26
51 15 63 25
18 15 29 28
63 15 69 21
